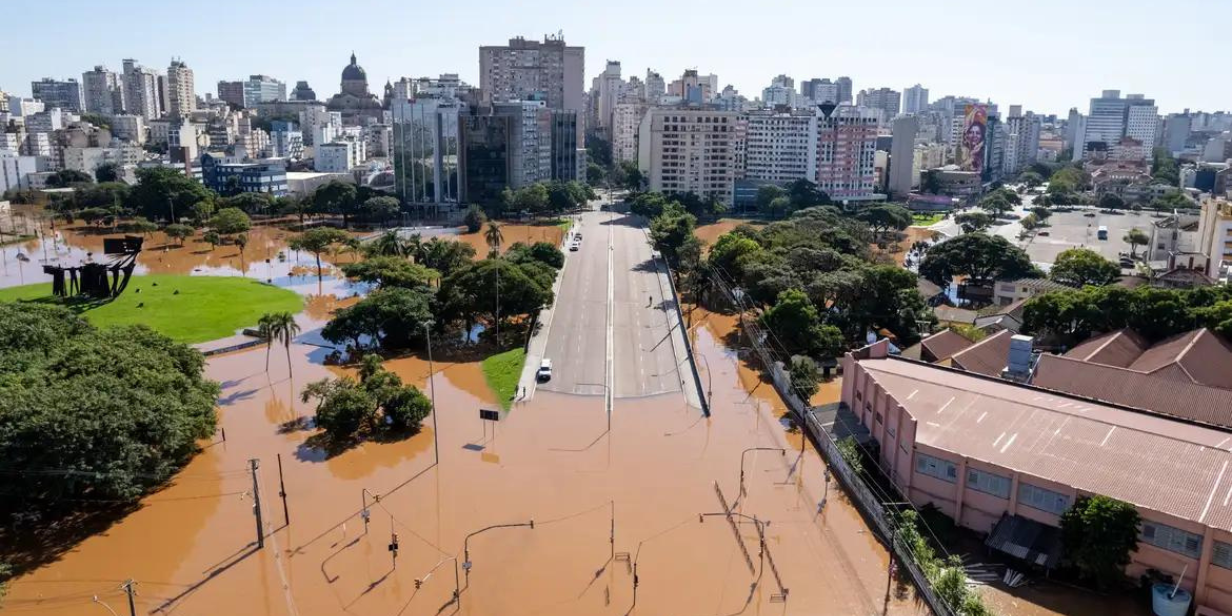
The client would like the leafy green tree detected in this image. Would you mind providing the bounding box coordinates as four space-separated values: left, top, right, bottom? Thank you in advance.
547 181 578 213
364 230 410 258
786 178 830 209
1150 189 1192 211
978 191 1013 217
618 161 644 191
1050 248 1120 287
586 162 605 185
439 259 553 339
45 169 94 188
761 195 792 220
202 230 221 250
131 167 216 222
1019 212 1040 231
357 196 399 225
416 238 477 278
756 185 788 214
312 181 359 227
506 241 565 270
190 200 214 226
218 192 273 215
301 360 431 441
513 183 550 216
1030 206 1052 223
340 256 436 289
789 356 820 400
164 223 194 246
289 227 352 282
1151 148 1180 186
463 205 486 233
322 287 434 350
94 162 120 183
1098 192 1126 211
1061 495 1140 589
955 211 993 233
1123 228 1149 258
1019 170 1045 188
919 233 1040 286
760 289 845 359
629 191 670 219
856 204 912 238
0 304 219 510
211 207 252 236
78 207 110 226
649 203 698 263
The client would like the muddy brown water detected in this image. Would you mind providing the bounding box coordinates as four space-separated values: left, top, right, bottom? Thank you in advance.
4 211 931 615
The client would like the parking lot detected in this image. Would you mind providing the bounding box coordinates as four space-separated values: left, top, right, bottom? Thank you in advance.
1018 209 1160 265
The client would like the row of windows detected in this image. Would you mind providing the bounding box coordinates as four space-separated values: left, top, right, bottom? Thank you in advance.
1142 521 1203 559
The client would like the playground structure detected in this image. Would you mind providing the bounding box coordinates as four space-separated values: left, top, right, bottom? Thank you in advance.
42 235 143 299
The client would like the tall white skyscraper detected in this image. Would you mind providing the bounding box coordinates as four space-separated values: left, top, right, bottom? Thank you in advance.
122 59 162 120
1081 90 1157 161
166 59 195 118
889 115 919 197
903 84 929 115
82 66 124 115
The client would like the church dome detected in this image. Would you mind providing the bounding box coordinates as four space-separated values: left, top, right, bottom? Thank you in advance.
342 52 366 82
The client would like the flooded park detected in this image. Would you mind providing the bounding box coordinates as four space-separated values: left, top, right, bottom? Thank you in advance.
1 204 925 616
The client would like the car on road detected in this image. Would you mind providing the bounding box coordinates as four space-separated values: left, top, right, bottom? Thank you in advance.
536 359 553 381
1083 212 1097 217
569 241 580 251
1037 231 1050 236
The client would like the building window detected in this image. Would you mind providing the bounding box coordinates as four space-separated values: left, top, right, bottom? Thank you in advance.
1017 483 1070 515
1141 521 1203 559
1214 542 1232 570
915 452 957 483
967 468 1011 499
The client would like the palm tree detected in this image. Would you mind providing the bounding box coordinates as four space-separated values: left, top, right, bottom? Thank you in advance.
267 312 301 379
484 222 504 258
257 314 276 373
365 230 406 258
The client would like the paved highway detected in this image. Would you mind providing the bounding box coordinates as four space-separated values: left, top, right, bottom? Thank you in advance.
536 204 690 400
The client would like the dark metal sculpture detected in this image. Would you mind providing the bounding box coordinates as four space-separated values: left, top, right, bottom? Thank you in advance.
43 236 143 299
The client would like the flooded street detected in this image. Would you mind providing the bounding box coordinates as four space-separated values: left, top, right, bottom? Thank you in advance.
3 206 924 615
4 306 924 616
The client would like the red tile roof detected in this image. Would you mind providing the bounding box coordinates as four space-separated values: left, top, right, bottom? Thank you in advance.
920 329 975 362
860 357 1232 530
949 330 1013 377
1063 328 1232 389
1065 329 1148 368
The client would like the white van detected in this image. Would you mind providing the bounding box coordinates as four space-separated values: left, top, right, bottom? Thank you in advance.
536 358 553 381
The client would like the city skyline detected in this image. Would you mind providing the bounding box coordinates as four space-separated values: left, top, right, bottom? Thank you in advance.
2 0 1229 116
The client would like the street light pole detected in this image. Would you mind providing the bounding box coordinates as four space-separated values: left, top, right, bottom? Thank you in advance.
735 447 785 508
424 323 439 466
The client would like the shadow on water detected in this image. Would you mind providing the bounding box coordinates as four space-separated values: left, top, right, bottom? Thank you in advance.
0 502 141 576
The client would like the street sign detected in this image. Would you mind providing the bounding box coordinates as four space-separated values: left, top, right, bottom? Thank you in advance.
479 409 500 422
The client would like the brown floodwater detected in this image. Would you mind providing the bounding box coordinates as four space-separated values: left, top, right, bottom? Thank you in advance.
694 219 764 249
4 207 933 616
450 222 568 256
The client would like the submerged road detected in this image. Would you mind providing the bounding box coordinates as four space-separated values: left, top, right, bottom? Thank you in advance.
536 203 692 401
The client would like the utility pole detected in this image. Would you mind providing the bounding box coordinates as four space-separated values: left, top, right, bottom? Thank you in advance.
121 579 137 616
276 453 289 526
249 458 265 549
424 324 439 465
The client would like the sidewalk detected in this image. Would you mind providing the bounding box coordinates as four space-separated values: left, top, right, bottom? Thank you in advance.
643 228 704 411
515 219 576 403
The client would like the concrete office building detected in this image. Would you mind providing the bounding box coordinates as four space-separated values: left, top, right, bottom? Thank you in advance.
612 101 647 163
803 78 840 105
888 115 919 197
856 87 901 123
166 59 195 118
1165 113 1193 156
637 107 737 205
903 84 929 115
592 61 622 136
493 100 554 188
742 107 817 183
392 97 463 208
217 81 245 108
122 59 162 120
111 115 146 144
479 35 584 141
817 104 880 201
315 140 363 173
30 78 83 113
0 150 38 192
1003 107 1041 175
644 70 665 104
835 77 853 104
244 75 287 107
269 120 304 159
201 153 287 196
1082 90 1157 161
82 66 124 115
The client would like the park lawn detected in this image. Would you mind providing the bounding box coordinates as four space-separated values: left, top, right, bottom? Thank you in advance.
481 347 526 410
911 213 944 226
0 274 303 344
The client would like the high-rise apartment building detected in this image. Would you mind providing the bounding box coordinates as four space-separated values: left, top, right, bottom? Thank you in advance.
742 108 817 183
1003 107 1041 175
835 77 853 104
802 78 840 105
637 107 737 205
888 115 919 197
1164 112 1192 155
856 87 901 122
166 59 195 118
644 70 665 104
122 59 162 120
244 75 286 107
612 101 648 163
493 100 553 188
30 78 83 113
111 115 146 144
479 35 584 141
217 81 245 108
903 84 929 115
593 61 622 136
816 105 879 201
82 66 124 115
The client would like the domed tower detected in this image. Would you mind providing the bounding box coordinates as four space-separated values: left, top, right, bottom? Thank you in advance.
340 52 369 97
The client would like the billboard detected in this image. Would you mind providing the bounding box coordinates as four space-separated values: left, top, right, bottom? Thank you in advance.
958 104 987 174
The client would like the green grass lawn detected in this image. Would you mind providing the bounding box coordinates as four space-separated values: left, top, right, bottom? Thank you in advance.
911 213 944 226
0 274 303 344
481 347 526 410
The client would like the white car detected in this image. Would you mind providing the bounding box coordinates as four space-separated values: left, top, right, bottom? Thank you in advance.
569 241 580 251
536 359 553 381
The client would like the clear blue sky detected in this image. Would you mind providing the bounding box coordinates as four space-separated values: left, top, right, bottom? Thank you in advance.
4 0 1229 117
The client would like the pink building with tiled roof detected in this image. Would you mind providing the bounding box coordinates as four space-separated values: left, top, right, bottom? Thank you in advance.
842 339 1232 615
